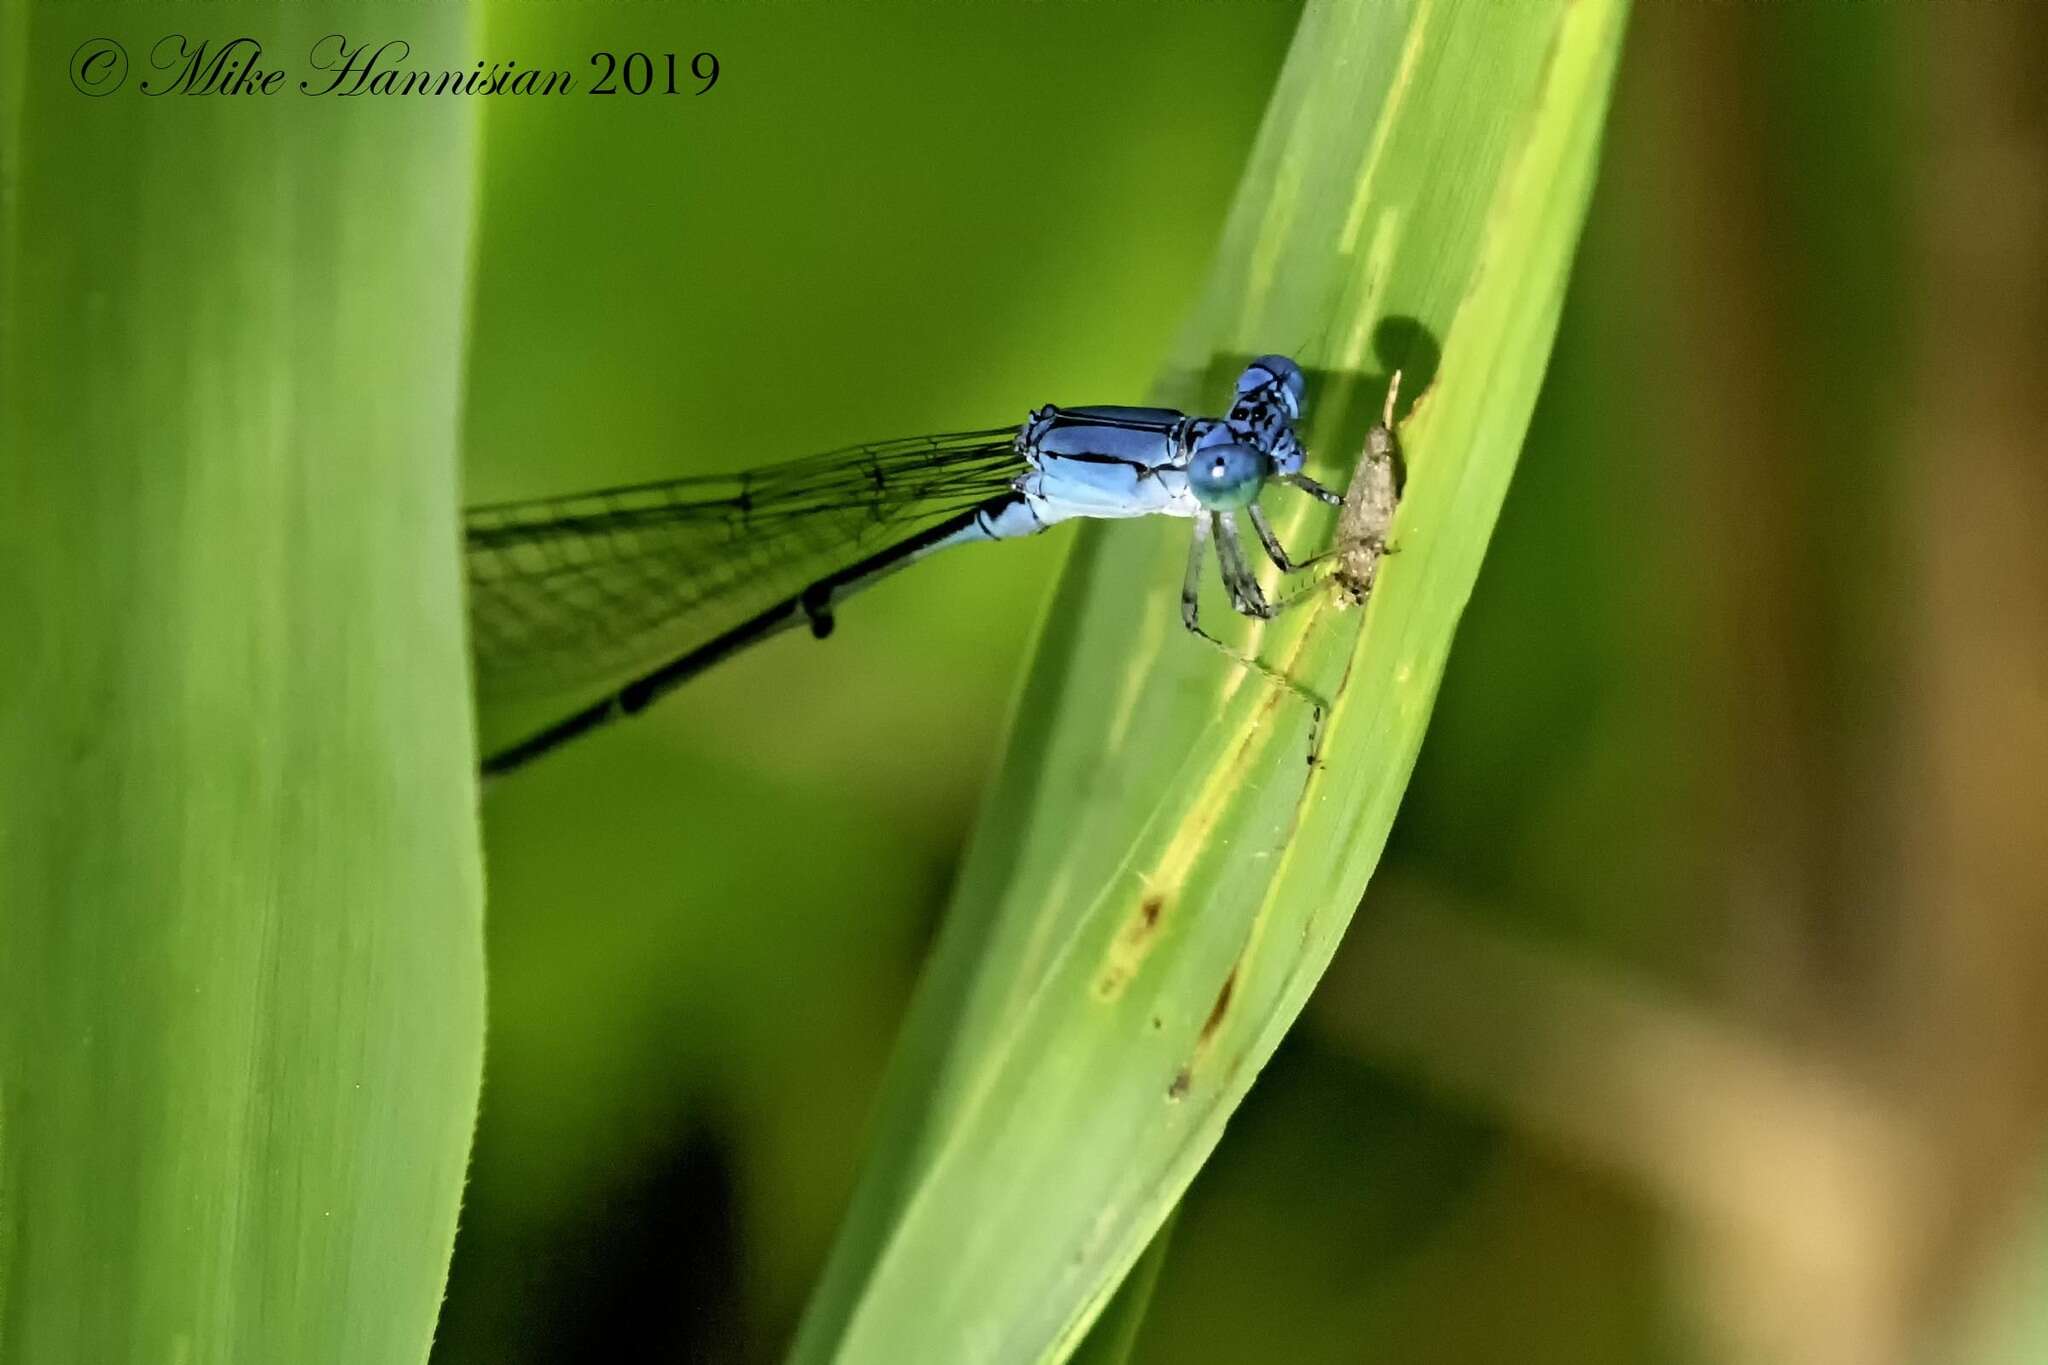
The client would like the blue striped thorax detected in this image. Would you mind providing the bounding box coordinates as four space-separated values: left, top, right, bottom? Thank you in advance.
1009 356 1309 529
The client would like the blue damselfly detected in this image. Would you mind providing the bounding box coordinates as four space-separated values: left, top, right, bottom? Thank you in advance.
466 355 1344 775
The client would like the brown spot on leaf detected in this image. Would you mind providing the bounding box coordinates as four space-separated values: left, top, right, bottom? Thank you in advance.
1094 892 1173 1000
1199 967 1238 1044
1167 1067 1192 1101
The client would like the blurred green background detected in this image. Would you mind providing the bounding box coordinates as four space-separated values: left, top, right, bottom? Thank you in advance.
447 3 2048 1364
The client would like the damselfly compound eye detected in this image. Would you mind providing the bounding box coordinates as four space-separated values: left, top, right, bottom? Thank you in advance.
1188 442 1268 511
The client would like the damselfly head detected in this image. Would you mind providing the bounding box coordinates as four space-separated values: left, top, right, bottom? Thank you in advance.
1234 354 1308 422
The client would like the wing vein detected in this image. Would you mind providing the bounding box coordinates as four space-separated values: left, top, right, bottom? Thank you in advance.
465 428 1025 706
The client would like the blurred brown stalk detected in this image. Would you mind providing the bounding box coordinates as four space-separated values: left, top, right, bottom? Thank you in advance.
1313 3 2048 1362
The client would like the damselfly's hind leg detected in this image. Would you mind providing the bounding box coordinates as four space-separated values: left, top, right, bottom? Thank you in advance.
1180 512 1217 637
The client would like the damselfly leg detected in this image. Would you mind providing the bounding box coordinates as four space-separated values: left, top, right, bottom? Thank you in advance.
1178 480 1346 763
1178 476 1344 637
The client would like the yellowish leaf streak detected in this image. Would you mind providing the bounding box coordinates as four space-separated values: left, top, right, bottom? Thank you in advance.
1342 211 1407 374
1239 147 1305 345
1338 0 1435 256
1158 588 1352 1091
1100 575 1204 762
1092 661 1316 1001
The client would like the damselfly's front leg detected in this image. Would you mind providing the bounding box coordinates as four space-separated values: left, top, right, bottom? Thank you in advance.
1247 502 1332 576
1213 511 1277 618
1182 511 1330 765
1181 512 1294 639
1221 508 1343 624
1282 472 1343 506
1255 384 1399 584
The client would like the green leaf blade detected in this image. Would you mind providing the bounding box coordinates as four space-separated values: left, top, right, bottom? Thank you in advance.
797 0 1629 1359
0 6 485 1362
